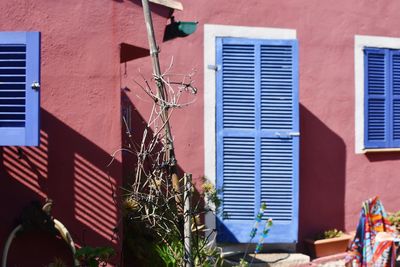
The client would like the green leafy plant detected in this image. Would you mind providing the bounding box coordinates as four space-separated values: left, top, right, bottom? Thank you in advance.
232 204 273 267
192 234 222 267
234 258 249 267
122 174 223 266
139 179 222 267
388 211 400 232
118 26 221 265
155 239 183 267
75 246 114 267
315 229 343 240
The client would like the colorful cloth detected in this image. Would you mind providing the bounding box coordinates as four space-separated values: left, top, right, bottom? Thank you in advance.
346 196 398 266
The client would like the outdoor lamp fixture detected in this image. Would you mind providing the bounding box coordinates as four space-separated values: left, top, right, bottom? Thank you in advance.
163 16 198 41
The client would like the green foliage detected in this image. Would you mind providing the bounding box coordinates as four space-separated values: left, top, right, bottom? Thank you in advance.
202 178 222 212
123 218 164 266
75 246 114 267
155 239 183 267
231 207 273 267
315 229 343 240
233 258 249 267
388 211 400 232
192 236 222 267
124 174 223 266
154 235 222 267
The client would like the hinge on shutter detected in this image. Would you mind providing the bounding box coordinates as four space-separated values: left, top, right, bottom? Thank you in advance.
207 64 220 71
31 82 40 91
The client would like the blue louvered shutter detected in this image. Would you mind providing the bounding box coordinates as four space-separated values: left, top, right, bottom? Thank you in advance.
216 38 299 243
364 48 388 148
259 42 299 243
0 32 40 146
391 50 400 147
364 48 400 149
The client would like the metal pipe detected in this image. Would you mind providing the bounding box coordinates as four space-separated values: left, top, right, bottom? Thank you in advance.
184 173 193 267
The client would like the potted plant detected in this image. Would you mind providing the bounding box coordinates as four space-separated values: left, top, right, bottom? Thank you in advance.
305 229 352 258
388 211 400 233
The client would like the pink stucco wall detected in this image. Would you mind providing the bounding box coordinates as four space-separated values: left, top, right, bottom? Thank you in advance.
146 0 400 248
0 1 169 266
3 0 400 264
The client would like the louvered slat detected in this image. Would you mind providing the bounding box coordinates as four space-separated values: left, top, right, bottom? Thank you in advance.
393 54 400 96
261 45 293 130
393 100 400 140
365 50 387 146
261 138 293 221
367 53 385 95
392 53 400 141
216 38 298 243
222 137 255 220
222 44 255 129
367 99 385 140
0 45 26 127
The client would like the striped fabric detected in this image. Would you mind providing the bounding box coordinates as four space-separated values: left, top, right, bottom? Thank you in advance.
346 196 398 266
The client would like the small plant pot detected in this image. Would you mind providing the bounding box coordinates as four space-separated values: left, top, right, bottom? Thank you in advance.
305 233 352 258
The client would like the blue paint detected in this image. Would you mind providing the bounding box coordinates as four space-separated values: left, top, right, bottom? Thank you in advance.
0 32 40 146
364 47 400 149
216 37 299 243
392 50 400 147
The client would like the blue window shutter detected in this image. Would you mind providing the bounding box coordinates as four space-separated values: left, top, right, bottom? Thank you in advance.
0 32 40 146
391 50 400 147
364 48 389 148
216 38 299 243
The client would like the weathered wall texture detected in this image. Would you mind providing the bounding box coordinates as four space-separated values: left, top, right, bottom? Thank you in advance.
2 0 400 263
0 0 169 265
146 0 400 248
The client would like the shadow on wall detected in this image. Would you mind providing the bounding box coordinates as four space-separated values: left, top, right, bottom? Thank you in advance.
121 88 187 266
121 90 185 177
298 104 346 249
0 109 121 266
120 43 149 63
366 152 400 162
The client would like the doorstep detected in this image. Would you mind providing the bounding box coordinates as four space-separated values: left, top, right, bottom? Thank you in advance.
301 252 400 266
222 253 310 266
308 252 347 266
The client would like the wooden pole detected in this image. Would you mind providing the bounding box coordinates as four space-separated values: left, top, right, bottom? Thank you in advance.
140 0 182 204
183 173 193 267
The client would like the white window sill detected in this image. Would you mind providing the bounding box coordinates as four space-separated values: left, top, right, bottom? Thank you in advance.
362 148 400 153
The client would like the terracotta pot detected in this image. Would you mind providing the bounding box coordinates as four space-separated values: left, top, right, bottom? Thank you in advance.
305 233 352 258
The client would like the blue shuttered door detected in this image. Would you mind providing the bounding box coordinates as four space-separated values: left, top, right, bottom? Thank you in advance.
0 32 40 146
260 43 299 242
216 38 299 243
364 48 400 149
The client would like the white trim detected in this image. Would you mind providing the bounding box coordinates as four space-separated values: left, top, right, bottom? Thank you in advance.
203 24 296 243
354 35 400 153
364 148 400 153
149 0 183 10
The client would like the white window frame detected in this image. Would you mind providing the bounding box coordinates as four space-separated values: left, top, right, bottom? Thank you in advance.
355 35 400 153
203 24 296 243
